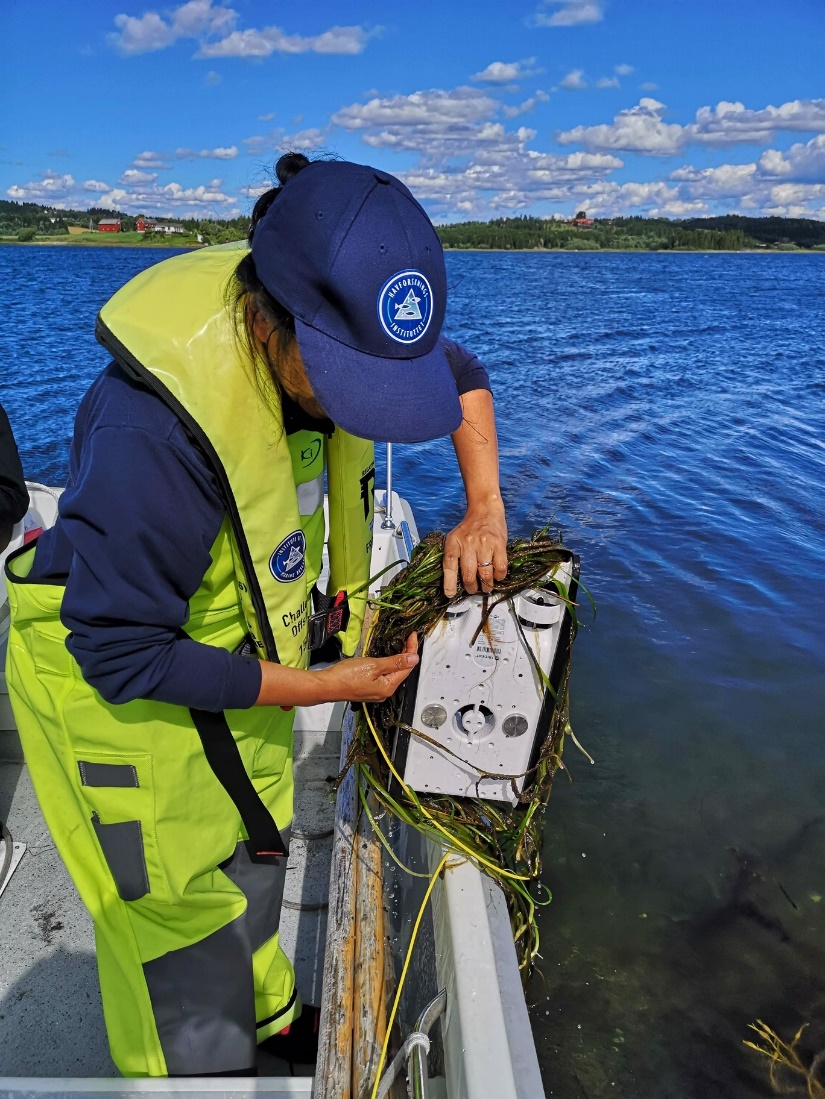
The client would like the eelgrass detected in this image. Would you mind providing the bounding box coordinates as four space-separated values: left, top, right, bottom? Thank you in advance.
745 1021 825 1097
345 528 585 975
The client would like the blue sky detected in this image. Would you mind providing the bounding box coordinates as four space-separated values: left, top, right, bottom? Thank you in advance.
2 0 824 222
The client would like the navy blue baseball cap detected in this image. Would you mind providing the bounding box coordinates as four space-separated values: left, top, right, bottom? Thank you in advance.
250 160 462 444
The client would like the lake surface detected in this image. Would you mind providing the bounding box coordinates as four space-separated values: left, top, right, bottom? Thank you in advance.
2 245 824 1097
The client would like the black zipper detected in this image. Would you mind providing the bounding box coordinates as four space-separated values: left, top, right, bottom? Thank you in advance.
95 313 279 663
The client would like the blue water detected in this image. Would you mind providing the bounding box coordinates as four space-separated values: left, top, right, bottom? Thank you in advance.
2 245 825 1097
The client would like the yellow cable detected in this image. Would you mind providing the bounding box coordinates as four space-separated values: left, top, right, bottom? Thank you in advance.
369 849 452 1099
362 706 530 883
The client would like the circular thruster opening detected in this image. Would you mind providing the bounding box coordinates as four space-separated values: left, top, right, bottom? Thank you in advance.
503 714 529 738
454 704 495 740
420 704 448 729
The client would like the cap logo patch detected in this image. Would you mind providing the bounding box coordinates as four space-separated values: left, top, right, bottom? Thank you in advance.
269 530 306 583
377 270 433 345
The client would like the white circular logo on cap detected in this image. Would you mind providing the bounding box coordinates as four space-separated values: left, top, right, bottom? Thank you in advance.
377 270 433 345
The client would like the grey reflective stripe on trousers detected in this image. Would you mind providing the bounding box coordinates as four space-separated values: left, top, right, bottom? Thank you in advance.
296 473 324 517
220 825 292 952
143 824 292 1075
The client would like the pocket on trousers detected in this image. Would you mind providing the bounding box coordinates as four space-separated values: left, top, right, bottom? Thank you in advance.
74 749 164 902
91 814 150 901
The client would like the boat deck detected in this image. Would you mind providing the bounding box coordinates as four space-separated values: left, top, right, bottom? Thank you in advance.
0 719 339 1082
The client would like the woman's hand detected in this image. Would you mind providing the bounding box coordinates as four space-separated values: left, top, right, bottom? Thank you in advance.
256 634 419 707
443 503 508 597
446 388 508 597
318 633 419 702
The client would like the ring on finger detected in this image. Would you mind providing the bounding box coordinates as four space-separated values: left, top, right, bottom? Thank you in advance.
478 560 493 568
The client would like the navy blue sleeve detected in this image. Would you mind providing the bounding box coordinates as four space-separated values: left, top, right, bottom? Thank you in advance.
441 338 492 396
60 421 262 712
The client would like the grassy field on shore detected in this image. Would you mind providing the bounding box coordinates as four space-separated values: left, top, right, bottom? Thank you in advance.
0 232 200 248
2 236 820 254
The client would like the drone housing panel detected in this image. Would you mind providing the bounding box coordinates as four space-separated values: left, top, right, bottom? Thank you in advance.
393 555 579 805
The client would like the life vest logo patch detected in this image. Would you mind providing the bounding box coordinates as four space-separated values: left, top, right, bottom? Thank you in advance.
300 438 322 467
269 530 306 583
377 270 433 345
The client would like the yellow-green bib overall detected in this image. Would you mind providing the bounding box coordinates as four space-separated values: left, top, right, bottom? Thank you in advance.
4 242 374 1078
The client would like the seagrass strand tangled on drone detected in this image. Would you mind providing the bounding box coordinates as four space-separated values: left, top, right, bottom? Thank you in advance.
349 530 581 972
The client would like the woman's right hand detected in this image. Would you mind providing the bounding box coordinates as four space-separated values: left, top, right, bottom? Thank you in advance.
318 632 419 703
255 633 419 707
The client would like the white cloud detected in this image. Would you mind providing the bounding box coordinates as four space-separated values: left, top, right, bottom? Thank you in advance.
534 0 603 27
558 98 683 154
669 162 758 199
331 83 624 219
133 150 171 169
244 126 328 158
573 180 709 218
281 128 327 148
640 82 658 91
109 1 375 60
333 87 501 163
204 70 222 85
96 177 235 214
662 135 825 218
258 112 275 122
502 90 550 118
197 24 375 59
595 63 632 89
764 183 825 216
559 96 825 157
175 145 238 160
333 84 825 219
559 69 587 91
110 0 236 54
690 99 825 145
118 169 158 185
7 161 243 217
6 171 76 202
471 59 539 84
757 134 825 181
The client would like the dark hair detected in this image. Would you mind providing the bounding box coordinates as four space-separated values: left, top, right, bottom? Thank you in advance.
230 152 312 403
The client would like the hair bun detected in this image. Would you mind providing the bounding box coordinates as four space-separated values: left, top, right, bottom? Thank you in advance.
275 151 311 186
247 152 312 243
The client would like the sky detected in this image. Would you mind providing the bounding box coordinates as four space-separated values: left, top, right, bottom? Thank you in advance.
1 0 824 223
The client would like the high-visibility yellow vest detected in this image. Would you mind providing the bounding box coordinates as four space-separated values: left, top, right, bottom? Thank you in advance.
95 240 375 661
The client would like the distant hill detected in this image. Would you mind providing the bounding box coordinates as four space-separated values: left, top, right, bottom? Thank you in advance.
2 198 824 251
0 199 248 244
435 214 825 251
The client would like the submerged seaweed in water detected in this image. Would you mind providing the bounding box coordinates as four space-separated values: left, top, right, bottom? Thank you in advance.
745 1021 825 1097
345 528 583 974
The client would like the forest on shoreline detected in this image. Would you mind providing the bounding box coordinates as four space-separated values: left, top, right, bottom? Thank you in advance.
436 214 825 252
2 198 824 252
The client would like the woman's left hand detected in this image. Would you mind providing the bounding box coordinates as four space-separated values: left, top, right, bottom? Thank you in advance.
443 502 508 597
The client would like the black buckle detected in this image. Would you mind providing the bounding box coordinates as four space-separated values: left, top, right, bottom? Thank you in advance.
308 590 350 651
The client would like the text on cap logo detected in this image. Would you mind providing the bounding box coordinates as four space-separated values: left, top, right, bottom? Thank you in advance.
377 270 433 345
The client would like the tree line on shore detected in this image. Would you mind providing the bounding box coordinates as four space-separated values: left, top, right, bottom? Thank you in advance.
435 214 825 251
2 199 824 251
